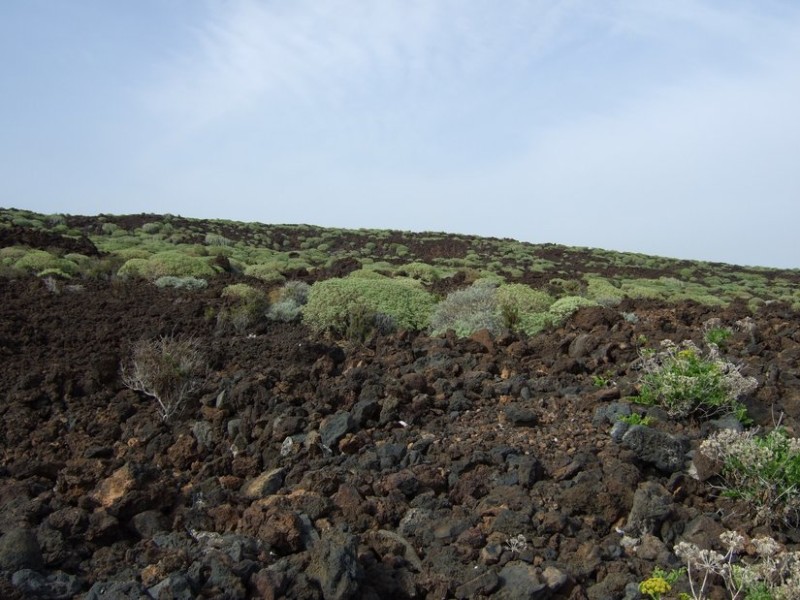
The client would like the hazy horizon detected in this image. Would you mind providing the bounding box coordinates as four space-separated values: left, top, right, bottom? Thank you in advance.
2 1 798 268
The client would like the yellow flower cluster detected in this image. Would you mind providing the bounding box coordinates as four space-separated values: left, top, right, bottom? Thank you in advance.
639 576 671 598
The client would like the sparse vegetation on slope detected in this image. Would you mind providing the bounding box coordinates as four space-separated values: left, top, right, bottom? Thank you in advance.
2 207 800 598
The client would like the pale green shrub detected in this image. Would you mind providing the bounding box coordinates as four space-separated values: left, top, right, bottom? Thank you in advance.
140 222 163 234
205 232 232 246
585 276 626 306
429 282 501 337
117 251 215 280
243 263 286 285
14 250 79 276
218 283 267 334
221 283 261 302
547 296 597 325
37 268 73 280
154 276 208 290
495 283 554 335
267 281 310 322
304 277 435 336
396 262 448 283
0 246 28 264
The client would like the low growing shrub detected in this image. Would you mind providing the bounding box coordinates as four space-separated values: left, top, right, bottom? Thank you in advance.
699 427 800 527
495 283 554 335
547 296 598 325
267 280 310 323
636 340 757 421
14 250 79 276
221 283 261 302
218 283 267 334
118 251 215 280
243 263 286 285
154 276 208 290
429 281 501 337
304 277 435 337
120 335 207 422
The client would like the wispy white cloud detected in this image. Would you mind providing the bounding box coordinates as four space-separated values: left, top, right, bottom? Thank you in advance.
133 0 800 266
142 0 581 128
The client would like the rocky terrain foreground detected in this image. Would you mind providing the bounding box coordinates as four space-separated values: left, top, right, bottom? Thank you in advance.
1 273 799 600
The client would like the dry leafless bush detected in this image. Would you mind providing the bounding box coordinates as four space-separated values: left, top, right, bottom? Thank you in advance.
120 334 206 422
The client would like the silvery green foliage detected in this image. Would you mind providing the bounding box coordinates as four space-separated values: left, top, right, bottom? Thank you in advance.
429 282 502 337
267 281 311 322
268 299 304 323
281 280 310 305
154 276 208 290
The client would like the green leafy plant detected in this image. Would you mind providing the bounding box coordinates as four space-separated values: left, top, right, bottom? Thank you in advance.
636 340 757 422
546 295 598 326
118 251 215 280
495 283 554 335
699 427 800 527
705 326 733 348
618 413 655 427
592 372 615 388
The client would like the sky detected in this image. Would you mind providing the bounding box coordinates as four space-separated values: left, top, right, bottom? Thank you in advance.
1 1 799 268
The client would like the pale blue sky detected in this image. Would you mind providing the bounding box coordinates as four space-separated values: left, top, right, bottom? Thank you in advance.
1 1 799 268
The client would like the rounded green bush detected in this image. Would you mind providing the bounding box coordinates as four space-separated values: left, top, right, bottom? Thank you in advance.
244 263 287 285
547 296 598 325
304 277 435 335
118 251 215 280
221 283 261 302
14 250 79 276
429 282 501 337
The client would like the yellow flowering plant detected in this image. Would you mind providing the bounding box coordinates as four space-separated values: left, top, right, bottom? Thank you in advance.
639 567 685 599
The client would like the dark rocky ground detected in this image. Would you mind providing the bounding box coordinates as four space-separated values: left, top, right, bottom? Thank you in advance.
1 270 799 598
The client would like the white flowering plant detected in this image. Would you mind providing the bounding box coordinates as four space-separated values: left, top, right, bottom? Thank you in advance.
700 427 800 527
637 340 757 422
674 530 800 599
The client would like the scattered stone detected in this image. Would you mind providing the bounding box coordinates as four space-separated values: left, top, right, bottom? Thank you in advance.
241 468 286 500
503 404 539 427
84 580 148 600
622 425 688 473
10 569 82 600
147 573 193 600
307 528 360 600
130 509 167 538
541 565 569 591
90 463 135 509
319 411 354 449
0 528 43 571
497 562 547 599
592 401 631 427
625 481 673 536
454 568 500 599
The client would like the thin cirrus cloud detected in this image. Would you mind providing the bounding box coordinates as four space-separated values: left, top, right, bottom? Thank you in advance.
143 0 579 129
2 0 797 267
